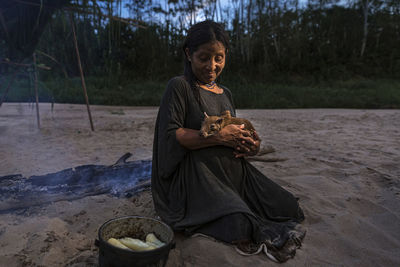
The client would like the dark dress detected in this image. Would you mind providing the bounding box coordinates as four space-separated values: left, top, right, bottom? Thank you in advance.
151 76 305 255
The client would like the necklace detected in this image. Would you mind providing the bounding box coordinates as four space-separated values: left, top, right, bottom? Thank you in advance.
198 80 217 90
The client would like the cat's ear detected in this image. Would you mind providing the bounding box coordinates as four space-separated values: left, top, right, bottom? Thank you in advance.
216 118 223 124
204 112 209 118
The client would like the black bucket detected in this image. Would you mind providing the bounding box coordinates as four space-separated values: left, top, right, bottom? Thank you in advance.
96 216 175 267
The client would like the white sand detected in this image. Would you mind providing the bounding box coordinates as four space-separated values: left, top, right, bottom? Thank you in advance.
0 103 399 266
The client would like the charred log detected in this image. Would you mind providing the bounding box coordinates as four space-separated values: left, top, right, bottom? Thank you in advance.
0 153 151 213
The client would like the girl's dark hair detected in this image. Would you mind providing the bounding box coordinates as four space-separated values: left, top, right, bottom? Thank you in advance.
182 20 230 110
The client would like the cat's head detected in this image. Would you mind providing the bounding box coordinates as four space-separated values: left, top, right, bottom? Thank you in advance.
199 112 225 138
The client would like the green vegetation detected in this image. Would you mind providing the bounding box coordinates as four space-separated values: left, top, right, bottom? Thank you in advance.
226 79 400 109
1 1 400 108
44 77 166 106
2 74 399 109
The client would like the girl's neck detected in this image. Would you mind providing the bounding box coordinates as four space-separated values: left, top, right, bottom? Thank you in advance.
197 80 223 94
198 80 216 89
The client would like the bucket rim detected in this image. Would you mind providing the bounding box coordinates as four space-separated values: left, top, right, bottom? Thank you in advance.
98 215 174 254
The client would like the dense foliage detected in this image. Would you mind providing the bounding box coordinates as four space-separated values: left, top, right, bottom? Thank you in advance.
1 0 400 107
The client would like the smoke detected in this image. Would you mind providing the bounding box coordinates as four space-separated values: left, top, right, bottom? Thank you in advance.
0 154 152 212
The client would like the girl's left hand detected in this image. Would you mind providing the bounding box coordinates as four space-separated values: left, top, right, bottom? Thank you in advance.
233 131 261 158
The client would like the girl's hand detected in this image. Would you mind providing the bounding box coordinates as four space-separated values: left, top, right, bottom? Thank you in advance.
233 130 261 158
215 124 258 154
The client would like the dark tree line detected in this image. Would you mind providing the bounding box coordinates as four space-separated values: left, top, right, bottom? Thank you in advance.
3 0 400 83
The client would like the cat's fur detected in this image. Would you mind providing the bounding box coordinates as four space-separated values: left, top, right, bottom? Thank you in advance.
199 110 255 138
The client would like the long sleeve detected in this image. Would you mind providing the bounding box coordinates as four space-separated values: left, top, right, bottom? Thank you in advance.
155 77 189 179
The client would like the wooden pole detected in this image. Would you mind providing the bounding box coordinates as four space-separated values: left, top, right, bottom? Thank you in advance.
33 53 41 129
69 12 94 131
0 67 19 107
28 68 33 108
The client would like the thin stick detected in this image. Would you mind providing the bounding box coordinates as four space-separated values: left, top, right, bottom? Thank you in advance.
69 12 94 131
28 69 34 108
1 59 51 70
0 67 19 107
33 53 41 129
35 50 69 78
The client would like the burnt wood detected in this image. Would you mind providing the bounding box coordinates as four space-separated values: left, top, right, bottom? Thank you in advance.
0 153 151 213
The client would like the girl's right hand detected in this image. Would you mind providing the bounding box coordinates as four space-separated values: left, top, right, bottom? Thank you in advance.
215 124 256 153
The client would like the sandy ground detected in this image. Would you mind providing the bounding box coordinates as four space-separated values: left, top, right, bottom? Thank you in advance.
0 102 399 266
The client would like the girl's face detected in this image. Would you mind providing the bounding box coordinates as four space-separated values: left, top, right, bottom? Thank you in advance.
186 41 226 84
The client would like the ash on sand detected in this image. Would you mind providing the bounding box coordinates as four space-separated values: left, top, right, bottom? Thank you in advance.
0 153 152 213
0 103 400 266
